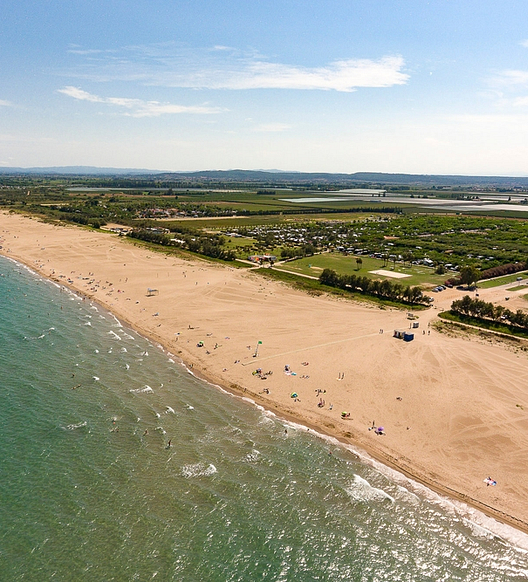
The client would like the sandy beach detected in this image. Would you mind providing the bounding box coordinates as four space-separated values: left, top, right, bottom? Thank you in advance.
2 211 528 533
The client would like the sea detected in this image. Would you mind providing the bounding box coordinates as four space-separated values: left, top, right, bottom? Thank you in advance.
1 255 528 582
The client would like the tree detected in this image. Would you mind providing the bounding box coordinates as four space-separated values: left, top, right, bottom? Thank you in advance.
319 269 340 287
355 257 363 270
459 265 480 287
303 243 316 256
402 251 413 268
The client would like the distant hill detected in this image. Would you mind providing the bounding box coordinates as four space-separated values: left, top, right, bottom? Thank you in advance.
157 169 528 188
2 167 528 187
0 166 164 176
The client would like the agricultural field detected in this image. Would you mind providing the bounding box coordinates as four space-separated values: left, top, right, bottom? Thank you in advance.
3 173 528 295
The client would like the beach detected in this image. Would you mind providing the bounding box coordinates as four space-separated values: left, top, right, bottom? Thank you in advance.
2 211 528 533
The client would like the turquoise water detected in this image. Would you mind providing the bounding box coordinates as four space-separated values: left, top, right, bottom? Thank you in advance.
1 257 528 581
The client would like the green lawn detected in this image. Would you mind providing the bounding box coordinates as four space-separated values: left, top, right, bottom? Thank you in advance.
478 271 528 288
223 235 257 251
273 252 449 287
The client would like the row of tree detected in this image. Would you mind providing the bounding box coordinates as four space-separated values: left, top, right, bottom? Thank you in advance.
319 269 428 305
128 228 236 261
446 261 528 288
451 295 528 330
479 261 528 281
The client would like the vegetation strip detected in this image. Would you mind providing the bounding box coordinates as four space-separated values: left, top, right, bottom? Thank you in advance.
441 298 528 339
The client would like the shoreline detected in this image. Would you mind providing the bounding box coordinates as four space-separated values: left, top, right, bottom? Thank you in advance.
183 355 528 539
2 212 528 538
18 259 528 544
23 258 528 542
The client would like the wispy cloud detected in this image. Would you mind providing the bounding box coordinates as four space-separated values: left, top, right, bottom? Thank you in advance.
58 86 224 117
0 100 13 107
486 67 528 109
59 44 409 92
491 69 528 88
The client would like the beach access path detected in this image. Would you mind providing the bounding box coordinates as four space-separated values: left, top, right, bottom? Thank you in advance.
2 211 528 533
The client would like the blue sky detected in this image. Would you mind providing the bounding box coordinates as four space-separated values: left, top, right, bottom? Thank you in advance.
2 0 528 175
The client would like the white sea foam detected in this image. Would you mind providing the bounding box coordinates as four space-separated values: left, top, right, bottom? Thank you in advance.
165 406 175 414
129 385 153 394
110 314 122 327
63 421 87 431
108 330 121 340
346 474 395 504
395 484 420 505
181 463 217 478
244 449 261 463
241 397 264 412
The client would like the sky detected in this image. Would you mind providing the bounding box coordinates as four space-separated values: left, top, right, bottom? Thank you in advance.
2 0 528 175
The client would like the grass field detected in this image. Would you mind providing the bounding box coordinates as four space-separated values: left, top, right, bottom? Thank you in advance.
478 272 528 288
273 252 449 287
258 268 429 309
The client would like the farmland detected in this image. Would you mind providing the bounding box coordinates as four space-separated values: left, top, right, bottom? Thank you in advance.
2 172 528 295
